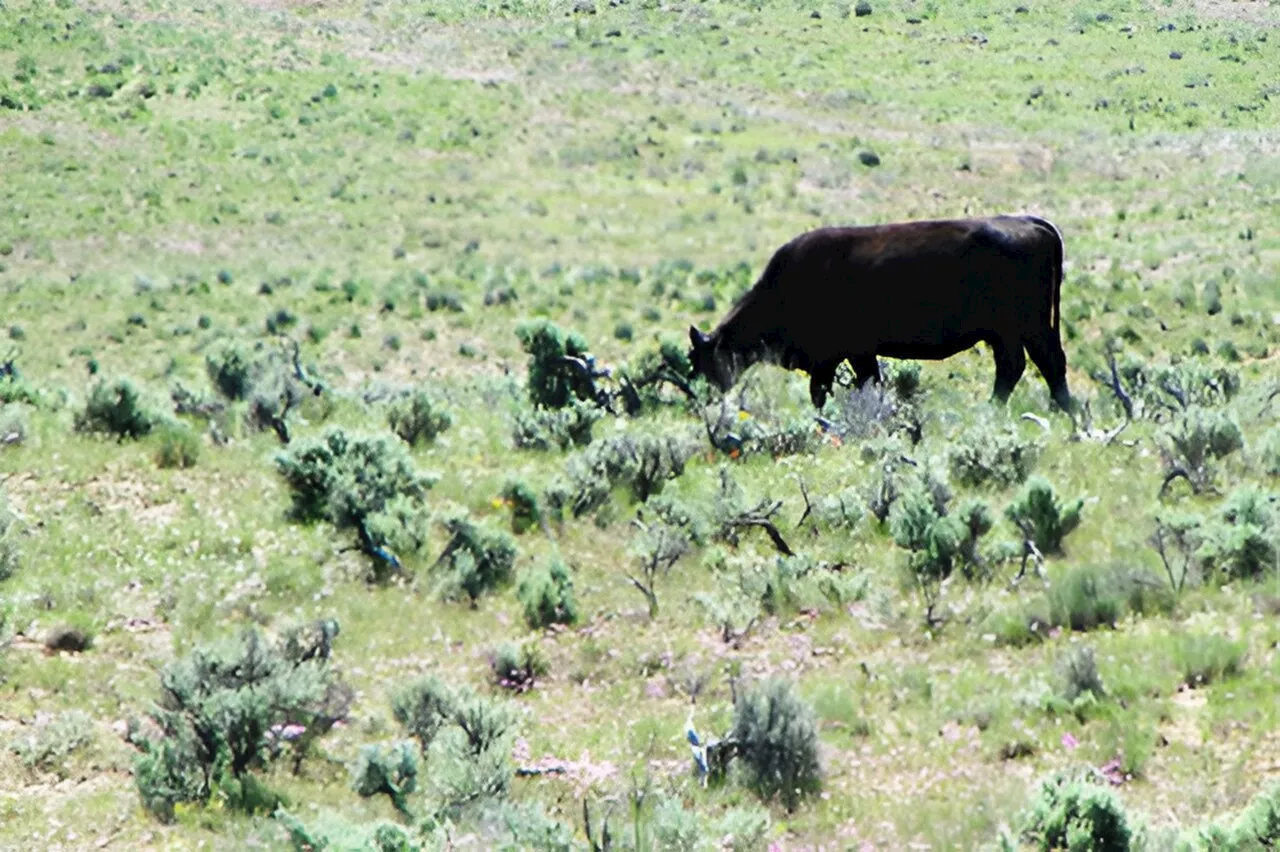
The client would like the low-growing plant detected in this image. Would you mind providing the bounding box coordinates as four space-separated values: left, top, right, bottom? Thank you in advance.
949 419 1041 488
1187 782 1280 850
205 339 256 400
545 431 699 521
516 559 580 629
512 399 602 451
9 710 94 775
387 388 453 446
155 422 200 469
276 428 434 580
625 518 690 618
75 377 158 440
502 479 542 534
1158 406 1244 494
351 741 419 819
130 625 348 822
1019 769 1137 852
1175 633 1245 688
1049 564 1126 632
1005 476 1085 556
489 641 549 693
515 319 598 409
1260 427 1280 478
1195 486 1278 581
0 495 20 582
277 811 424 852
730 678 822 811
391 676 454 757
435 516 518 603
1058 645 1106 705
889 485 993 622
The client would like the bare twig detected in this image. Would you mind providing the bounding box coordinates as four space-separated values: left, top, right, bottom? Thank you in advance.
794 475 815 530
1159 466 1196 497
719 499 794 555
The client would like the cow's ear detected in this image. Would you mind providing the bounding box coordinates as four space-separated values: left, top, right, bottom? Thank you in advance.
689 325 710 349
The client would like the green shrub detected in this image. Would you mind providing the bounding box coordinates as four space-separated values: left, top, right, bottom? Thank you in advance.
885 359 922 400
981 601 1050 648
515 319 596 409
1195 486 1278 580
436 516 517 603
275 428 434 580
1019 769 1136 852
0 374 41 406
75 377 158 440
205 339 256 400
1049 565 1126 632
517 559 580 629
889 486 992 619
546 432 699 521
1057 645 1106 704
391 676 455 756
502 479 543 534
1175 634 1245 688
949 420 1041 488
1005 476 1084 555
1187 782 1280 850
351 741 418 818
512 399 602 451
1261 427 1280 478
387 389 452 446
489 641 548 693
155 422 200 469
0 404 29 447
0 495 20 582
130 625 346 822
1159 406 1244 493
9 710 94 774
277 810 424 852
731 678 822 811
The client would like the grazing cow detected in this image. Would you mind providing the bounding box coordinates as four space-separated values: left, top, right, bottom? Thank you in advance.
687 215 1073 413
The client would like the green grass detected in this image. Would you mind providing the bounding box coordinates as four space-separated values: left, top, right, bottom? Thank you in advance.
1 0 1280 848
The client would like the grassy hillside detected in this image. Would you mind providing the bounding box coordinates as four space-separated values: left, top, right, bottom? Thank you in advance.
1 0 1278 849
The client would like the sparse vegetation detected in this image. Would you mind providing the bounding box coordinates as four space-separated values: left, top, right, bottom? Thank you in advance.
2 0 1278 847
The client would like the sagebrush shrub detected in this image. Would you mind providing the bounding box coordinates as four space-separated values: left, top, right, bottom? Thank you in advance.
351 741 418 818
1005 476 1084 555
277 811 422 852
489 641 548 693
9 710 94 773
131 625 347 822
1057 645 1106 704
512 399 601 451
890 486 992 616
205 339 256 400
731 678 822 811
391 676 454 756
517 559 580 629
1261 427 1280 478
546 431 699 521
437 516 517 602
1159 406 1244 493
387 388 452 446
1020 769 1136 852
949 420 1041 488
1195 486 1278 580
502 479 542 534
0 495 20 582
75 377 158 440
276 428 433 579
515 319 596 409
1189 782 1280 850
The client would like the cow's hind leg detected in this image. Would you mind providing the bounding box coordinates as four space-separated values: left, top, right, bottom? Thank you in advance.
849 354 882 389
1023 328 1073 413
989 337 1026 405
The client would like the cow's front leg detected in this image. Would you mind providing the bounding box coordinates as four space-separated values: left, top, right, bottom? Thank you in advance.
809 364 837 410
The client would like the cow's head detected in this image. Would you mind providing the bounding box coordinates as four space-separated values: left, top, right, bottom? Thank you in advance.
688 325 735 392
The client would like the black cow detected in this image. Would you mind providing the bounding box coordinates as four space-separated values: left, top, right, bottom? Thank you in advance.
687 215 1073 413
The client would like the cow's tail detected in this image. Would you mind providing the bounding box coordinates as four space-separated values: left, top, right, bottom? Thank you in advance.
1023 215 1063 337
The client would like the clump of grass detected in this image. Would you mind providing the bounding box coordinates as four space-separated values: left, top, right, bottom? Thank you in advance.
1158 406 1244 494
1175 634 1245 688
949 418 1041 488
9 710 94 775
154 422 200 469
0 495 21 582
1048 564 1126 632
1057 645 1106 705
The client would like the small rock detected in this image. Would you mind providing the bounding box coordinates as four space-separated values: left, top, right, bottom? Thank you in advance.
857 150 880 167
1170 51 1182 60
45 625 92 654
854 0 872 16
